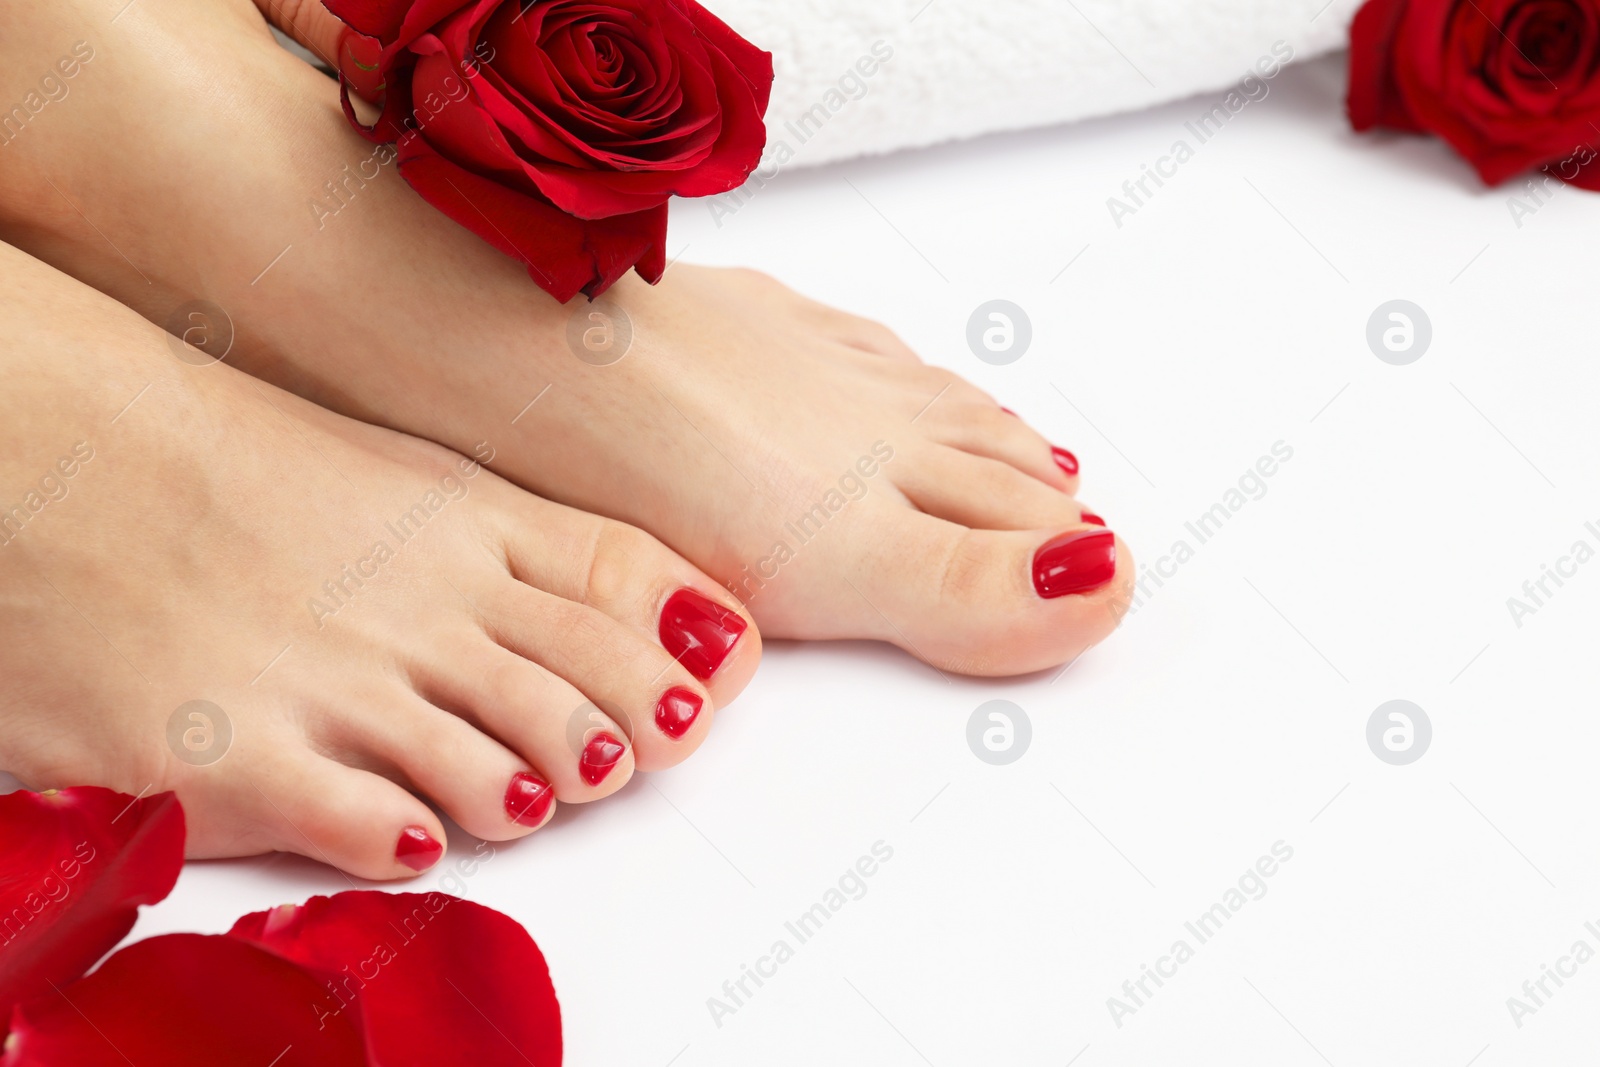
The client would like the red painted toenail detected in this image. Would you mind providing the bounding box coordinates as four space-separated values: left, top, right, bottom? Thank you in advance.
1080 510 1106 526
656 687 704 740
1000 406 1018 416
1051 447 1080 477
659 589 747 681
580 733 626 785
504 772 554 827
1033 529 1117 599
338 30 385 98
395 826 443 871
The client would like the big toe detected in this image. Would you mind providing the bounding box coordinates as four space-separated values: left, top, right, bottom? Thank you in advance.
848 505 1133 676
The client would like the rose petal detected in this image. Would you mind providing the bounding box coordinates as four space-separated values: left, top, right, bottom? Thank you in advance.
664 40 771 192
0 935 369 1067
391 0 478 46
0 788 183 1030
323 0 425 43
475 6 713 161
682 0 776 116
449 0 764 216
1561 149 1600 187
230 891 563 1067
1348 0 1424 131
412 50 547 178
393 134 580 298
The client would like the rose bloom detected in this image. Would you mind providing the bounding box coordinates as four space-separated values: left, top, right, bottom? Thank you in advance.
331 0 774 301
1349 0 1600 188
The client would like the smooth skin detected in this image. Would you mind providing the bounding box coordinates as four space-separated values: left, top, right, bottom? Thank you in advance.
0 0 1134 678
0 242 758 879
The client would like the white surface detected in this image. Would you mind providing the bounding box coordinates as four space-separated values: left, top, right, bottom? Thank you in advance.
715 0 1361 167
137 52 1600 1065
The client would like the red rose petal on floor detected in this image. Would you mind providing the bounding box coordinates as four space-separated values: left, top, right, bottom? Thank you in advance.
230 891 563 1067
0 934 369 1067
0 788 184 1029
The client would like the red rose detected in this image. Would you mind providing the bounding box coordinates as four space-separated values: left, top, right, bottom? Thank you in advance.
1349 0 1600 188
329 0 774 301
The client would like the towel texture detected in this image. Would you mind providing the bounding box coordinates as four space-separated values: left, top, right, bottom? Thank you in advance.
709 0 1362 167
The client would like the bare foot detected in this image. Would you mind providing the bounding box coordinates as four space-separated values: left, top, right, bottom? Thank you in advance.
0 241 757 879
0 0 1131 676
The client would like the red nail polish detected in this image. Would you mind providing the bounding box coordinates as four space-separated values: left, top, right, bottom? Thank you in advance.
1033 529 1117 598
1052 447 1079 476
656 687 703 740
395 826 442 871
504 772 554 827
659 589 747 680
338 30 385 98
580 733 625 785
1080 510 1106 526
1000 406 1018 417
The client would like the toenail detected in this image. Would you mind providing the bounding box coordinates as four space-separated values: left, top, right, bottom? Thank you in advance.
659 589 748 680
1051 447 1080 477
580 733 626 785
338 30 383 86
1000 406 1018 416
395 826 443 871
655 687 704 740
1033 529 1117 599
504 772 555 827
1080 510 1106 527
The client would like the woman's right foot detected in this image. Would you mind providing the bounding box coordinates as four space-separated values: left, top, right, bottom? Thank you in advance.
0 242 758 880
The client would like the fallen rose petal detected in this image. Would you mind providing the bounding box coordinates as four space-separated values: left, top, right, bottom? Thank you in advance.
230 891 562 1067
0 934 369 1067
0 788 184 1030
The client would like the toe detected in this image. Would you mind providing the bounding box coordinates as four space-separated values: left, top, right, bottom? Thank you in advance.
320 676 625 843
252 0 348 73
423 637 644 805
893 443 1097 532
856 505 1133 676
493 504 761 702
475 581 716 773
920 401 1080 494
242 748 448 881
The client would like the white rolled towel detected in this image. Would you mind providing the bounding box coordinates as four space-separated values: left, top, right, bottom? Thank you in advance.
709 0 1365 168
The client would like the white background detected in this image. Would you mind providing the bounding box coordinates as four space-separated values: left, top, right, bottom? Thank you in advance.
138 52 1600 1065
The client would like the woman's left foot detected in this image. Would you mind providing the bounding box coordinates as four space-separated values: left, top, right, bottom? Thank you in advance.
0 0 1133 676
